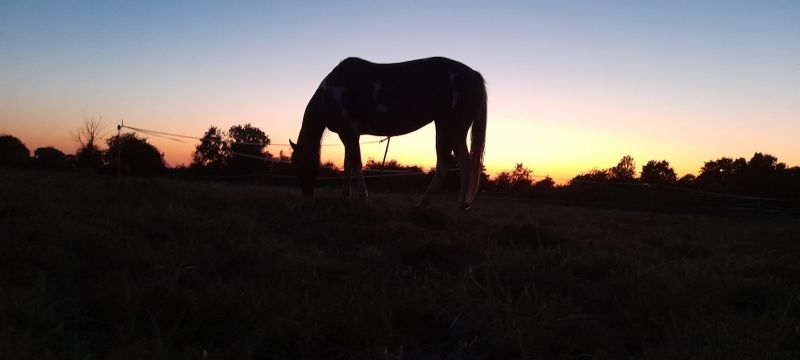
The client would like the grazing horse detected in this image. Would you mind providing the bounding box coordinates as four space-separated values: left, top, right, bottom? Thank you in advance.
290 57 487 209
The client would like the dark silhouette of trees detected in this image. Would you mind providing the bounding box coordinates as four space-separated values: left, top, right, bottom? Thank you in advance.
73 116 106 170
533 176 556 191
680 152 799 198
492 163 533 191
572 168 611 183
741 153 784 195
105 133 166 176
364 159 422 172
677 174 696 187
0 134 30 168
227 123 270 174
641 160 677 185
359 158 426 192
610 155 636 181
193 126 228 169
321 160 337 170
572 155 637 183
696 157 746 192
786 167 800 198
34 147 68 170
191 124 270 175
276 150 291 163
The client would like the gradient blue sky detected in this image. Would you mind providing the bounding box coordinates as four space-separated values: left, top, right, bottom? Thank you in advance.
2 1 799 180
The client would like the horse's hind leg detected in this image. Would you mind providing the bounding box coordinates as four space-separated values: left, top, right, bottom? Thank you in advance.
342 156 352 197
453 138 471 209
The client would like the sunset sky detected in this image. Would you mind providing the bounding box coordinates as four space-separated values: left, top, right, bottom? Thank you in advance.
2 1 798 181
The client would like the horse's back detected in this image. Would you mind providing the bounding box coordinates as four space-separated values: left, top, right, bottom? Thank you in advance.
326 57 481 86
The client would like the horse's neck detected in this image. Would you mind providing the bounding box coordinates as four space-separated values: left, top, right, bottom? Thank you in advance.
297 119 325 155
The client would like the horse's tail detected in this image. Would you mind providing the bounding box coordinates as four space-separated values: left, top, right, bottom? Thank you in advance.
467 74 487 206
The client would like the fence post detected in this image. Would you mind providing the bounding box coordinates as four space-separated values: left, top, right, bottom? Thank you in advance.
116 119 123 177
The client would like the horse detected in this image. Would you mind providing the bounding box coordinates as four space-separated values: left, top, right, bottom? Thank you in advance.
290 56 487 209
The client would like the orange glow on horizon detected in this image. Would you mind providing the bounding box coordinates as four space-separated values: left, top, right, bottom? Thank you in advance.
5 112 800 185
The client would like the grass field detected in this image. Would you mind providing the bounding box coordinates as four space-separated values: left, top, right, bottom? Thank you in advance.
1 168 799 359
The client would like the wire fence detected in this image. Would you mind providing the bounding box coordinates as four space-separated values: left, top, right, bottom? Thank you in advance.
120 124 391 163
120 125 388 148
120 123 799 216
119 123 422 179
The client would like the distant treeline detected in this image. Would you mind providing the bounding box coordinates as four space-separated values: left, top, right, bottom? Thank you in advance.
2 118 799 211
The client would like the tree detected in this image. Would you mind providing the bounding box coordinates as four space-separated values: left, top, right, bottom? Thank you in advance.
276 150 291 163
533 176 556 191
192 126 228 169
105 133 166 176
640 160 677 185
696 157 747 192
610 155 636 181
190 123 274 175
228 123 269 155
676 174 696 187
570 169 611 184
786 166 800 198
226 123 270 174
571 168 611 183
740 152 786 196
34 147 67 170
493 163 533 191
364 158 422 172
0 134 30 168
73 115 106 170
571 155 637 184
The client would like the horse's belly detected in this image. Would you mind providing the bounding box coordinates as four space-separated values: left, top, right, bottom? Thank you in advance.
361 114 432 136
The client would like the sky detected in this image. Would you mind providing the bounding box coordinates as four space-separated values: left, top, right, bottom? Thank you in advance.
2 1 799 181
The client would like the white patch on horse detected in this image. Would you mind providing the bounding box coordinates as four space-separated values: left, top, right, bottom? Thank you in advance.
373 81 390 113
448 72 458 111
326 85 351 121
373 82 382 99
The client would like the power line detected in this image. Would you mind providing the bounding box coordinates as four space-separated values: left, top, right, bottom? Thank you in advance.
120 124 388 147
122 125 202 141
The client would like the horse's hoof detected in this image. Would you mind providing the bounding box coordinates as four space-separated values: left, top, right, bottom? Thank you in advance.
417 199 431 208
460 202 471 210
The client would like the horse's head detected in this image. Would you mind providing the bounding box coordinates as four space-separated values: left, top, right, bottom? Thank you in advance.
290 139 319 196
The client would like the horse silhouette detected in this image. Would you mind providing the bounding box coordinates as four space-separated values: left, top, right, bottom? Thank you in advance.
291 57 487 209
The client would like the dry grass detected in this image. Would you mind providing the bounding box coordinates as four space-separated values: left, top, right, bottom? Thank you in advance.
1 168 799 359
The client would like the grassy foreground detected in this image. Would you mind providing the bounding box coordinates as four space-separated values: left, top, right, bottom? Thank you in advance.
1 169 799 359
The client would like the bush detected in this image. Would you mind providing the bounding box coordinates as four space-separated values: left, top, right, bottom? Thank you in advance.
34 147 68 170
0 134 30 168
105 133 166 176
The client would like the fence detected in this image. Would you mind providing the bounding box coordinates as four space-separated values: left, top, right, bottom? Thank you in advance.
118 123 800 216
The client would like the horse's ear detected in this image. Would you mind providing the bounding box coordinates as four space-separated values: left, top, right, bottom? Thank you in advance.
289 139 296 150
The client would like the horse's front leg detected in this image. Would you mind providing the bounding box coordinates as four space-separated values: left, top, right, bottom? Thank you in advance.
340 133 368 201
